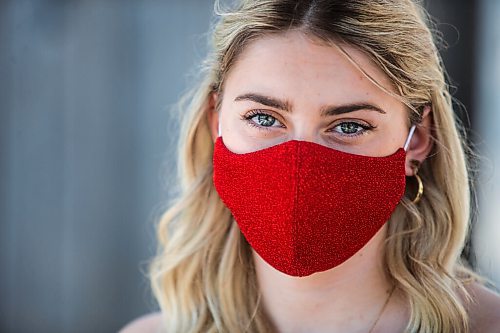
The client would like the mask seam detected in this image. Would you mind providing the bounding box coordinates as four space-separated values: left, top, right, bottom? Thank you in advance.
292 142 300 271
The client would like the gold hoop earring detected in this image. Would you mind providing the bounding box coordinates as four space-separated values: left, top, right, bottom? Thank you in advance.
410 160 423 204
412 172 423 204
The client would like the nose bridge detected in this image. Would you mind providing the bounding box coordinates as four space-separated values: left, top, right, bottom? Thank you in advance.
290 122 319 144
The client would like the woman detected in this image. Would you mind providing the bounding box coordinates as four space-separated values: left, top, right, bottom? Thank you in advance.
122 0 500 332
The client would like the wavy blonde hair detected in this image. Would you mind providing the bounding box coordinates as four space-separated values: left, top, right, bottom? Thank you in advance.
150 1 478 332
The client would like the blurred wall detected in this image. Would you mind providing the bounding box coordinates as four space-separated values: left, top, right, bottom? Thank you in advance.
0 1 497 333
0 1 213 332
474 0 500 287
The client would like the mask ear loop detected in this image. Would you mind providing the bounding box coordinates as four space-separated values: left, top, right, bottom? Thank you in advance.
217 112 222 137
403 124 417 151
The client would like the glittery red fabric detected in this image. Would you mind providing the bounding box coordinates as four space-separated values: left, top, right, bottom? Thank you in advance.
213 137 406 277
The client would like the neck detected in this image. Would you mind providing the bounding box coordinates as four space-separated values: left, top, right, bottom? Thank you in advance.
253 226 396 333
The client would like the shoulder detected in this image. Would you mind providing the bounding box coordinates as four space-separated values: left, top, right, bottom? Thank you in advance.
466 282 500 333
119 312 162 333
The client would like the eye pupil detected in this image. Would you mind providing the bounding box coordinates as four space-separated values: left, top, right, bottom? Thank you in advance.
340 122 359 134
257 114 275 126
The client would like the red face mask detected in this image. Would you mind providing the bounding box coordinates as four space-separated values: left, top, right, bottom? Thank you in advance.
213 128 414 277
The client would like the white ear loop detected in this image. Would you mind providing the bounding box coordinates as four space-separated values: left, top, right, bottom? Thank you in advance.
403 124 417 151
217 112 222 137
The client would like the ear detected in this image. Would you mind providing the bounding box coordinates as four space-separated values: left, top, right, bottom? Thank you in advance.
206 92 219 143
405 105 433 176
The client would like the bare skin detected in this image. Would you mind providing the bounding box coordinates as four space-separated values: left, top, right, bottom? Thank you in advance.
120 31 500 333
213 32 428 167
119 285 500 333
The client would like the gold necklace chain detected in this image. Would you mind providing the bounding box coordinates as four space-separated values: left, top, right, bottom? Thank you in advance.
367 286 395 333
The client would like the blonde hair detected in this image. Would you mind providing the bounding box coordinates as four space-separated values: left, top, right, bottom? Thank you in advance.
150 1 478 332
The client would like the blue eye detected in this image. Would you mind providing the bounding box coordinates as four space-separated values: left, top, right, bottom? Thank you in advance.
242 111 373 137
331 122 372 136
243 110 284 129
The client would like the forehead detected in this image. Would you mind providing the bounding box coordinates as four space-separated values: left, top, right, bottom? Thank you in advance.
222 30 399 108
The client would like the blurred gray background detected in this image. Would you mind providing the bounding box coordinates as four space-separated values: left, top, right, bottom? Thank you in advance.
0 1 499 332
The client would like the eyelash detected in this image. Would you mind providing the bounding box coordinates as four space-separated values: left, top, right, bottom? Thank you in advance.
242 110 285 130
241 110 375 137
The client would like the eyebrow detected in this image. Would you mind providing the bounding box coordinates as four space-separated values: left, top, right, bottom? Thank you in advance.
234 93 386 116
